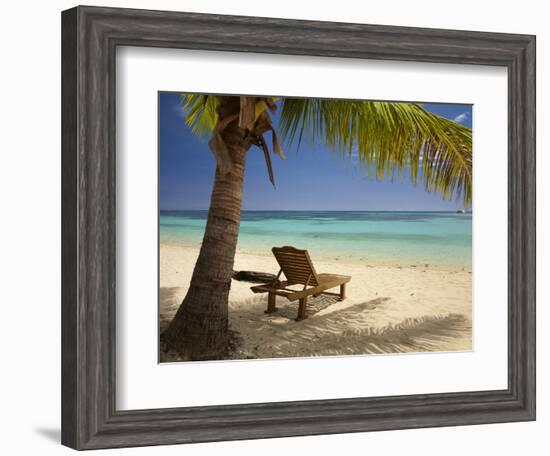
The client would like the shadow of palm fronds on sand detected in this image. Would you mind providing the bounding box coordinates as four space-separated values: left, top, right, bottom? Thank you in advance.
229 294 471 358
159 288 472 361
292 313 472 357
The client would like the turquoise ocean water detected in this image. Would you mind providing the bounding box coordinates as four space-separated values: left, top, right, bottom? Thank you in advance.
160 211 472 269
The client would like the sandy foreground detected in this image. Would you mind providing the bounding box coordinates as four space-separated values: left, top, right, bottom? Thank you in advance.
160 242 472 361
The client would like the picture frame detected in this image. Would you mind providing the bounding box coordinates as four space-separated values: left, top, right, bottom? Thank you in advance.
61 5 536 450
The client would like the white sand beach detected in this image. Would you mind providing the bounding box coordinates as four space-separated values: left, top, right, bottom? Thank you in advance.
159 242 472 362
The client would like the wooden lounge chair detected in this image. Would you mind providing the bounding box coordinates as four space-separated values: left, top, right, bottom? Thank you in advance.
250 246 351 321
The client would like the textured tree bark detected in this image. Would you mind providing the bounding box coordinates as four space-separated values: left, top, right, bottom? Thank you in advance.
162 97 255 360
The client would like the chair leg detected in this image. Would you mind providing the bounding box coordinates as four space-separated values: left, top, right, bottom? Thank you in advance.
339 283 347 301
295 296 308 321
265 292 277 314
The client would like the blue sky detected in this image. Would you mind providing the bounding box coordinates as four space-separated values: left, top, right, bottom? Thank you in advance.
159 93 472 211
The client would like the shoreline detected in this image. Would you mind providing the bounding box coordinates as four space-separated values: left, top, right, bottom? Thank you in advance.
159 237 472 273
160 241 472 361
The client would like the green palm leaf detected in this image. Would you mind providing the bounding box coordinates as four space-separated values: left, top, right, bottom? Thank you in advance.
180 94 218 136
278 98 472 204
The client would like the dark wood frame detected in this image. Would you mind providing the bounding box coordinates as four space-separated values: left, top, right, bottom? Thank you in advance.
61 5 536 450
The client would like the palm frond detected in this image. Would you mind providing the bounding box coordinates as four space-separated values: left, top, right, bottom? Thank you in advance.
178 94 472 204
180 94 219 137
278 99 472 204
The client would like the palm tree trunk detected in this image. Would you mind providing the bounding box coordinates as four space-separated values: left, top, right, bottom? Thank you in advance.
162 107 252 360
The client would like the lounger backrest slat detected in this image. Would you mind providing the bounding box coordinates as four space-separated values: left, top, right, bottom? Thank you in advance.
272 246 318 286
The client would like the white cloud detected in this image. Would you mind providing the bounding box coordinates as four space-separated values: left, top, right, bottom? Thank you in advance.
453 112 470 124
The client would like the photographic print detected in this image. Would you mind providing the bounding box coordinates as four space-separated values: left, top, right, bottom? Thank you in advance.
159 93 473 362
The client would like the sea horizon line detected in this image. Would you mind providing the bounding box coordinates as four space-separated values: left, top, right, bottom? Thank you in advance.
160 209 472 213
